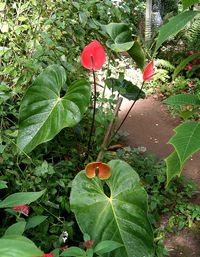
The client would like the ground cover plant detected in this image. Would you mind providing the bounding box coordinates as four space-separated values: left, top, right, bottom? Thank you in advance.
1 0 200 256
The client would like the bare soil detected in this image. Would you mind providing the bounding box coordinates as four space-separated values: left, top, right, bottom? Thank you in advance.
118 96 200 257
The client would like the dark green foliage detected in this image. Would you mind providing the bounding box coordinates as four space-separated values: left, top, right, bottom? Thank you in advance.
184 17 200 50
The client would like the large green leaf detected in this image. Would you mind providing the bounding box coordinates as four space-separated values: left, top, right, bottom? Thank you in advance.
4 222 26 236
0 189 45 208
128 40 145 70
106 78 145 100
0 236 43 257
17 64 90 153
165 151 182 186
173 52 200 78
163 94 200 106
70 160 154 257
25 215 48 230
154 11 199 54
182 0 200 10
169 121 200 164
105 23 134 52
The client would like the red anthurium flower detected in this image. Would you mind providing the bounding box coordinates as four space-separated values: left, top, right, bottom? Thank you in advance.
42 253 54 257
81 40 106 71
85 162 112 180
13 204 29 216
143 60 156 81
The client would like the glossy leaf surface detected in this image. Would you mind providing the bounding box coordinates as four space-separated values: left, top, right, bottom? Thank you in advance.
25 215 48 230
128 40 145 70
70 160 154 257
154 11 199 53
165 121 200 185
105 23 134 52
4 222 26 236
0 189 45 208
0 236 43 257
106 78 145 100
169 121 200 164
165 151 181 186
17 65 90 153
94 240 123 255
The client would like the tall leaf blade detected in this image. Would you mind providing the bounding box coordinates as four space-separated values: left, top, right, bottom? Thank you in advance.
0 189 45 208
154 11 199 54
17 65 90 153
169 121 200 164
70 160 154 257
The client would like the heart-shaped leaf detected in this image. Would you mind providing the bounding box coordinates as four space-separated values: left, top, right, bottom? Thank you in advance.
169 121 200 164
17 65 90 153
165 121 200 185
70 160 154 257
105 23 134 52
106 78 145 100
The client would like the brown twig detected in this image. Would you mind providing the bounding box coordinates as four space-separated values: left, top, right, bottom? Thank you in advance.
96 97 123 162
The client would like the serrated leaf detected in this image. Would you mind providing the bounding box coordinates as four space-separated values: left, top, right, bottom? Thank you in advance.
0 236 43 257
182 0 200 10
4 222 26 236
70 160 154 257
165 151 182 186
169 121 200 164
25 215 48 230
0 189 45 208
163 94 200 106
106 78 145 100
154 11 199 53
61 246 86 256
173 52 200 78
128 40 145 70
17 65 90 153
105 23 134 52
94 240 123 255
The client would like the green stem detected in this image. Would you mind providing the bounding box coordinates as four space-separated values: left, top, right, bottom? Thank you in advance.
110 81 145 143
87 61 97 155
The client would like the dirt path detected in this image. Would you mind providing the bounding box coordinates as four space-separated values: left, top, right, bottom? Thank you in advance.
119 96 200 257
119 96 200 187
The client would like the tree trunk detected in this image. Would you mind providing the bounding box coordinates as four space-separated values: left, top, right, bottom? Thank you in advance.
145 0 152 43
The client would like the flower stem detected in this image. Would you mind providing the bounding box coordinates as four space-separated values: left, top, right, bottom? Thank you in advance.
87 67 97 155
110 81 145 143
